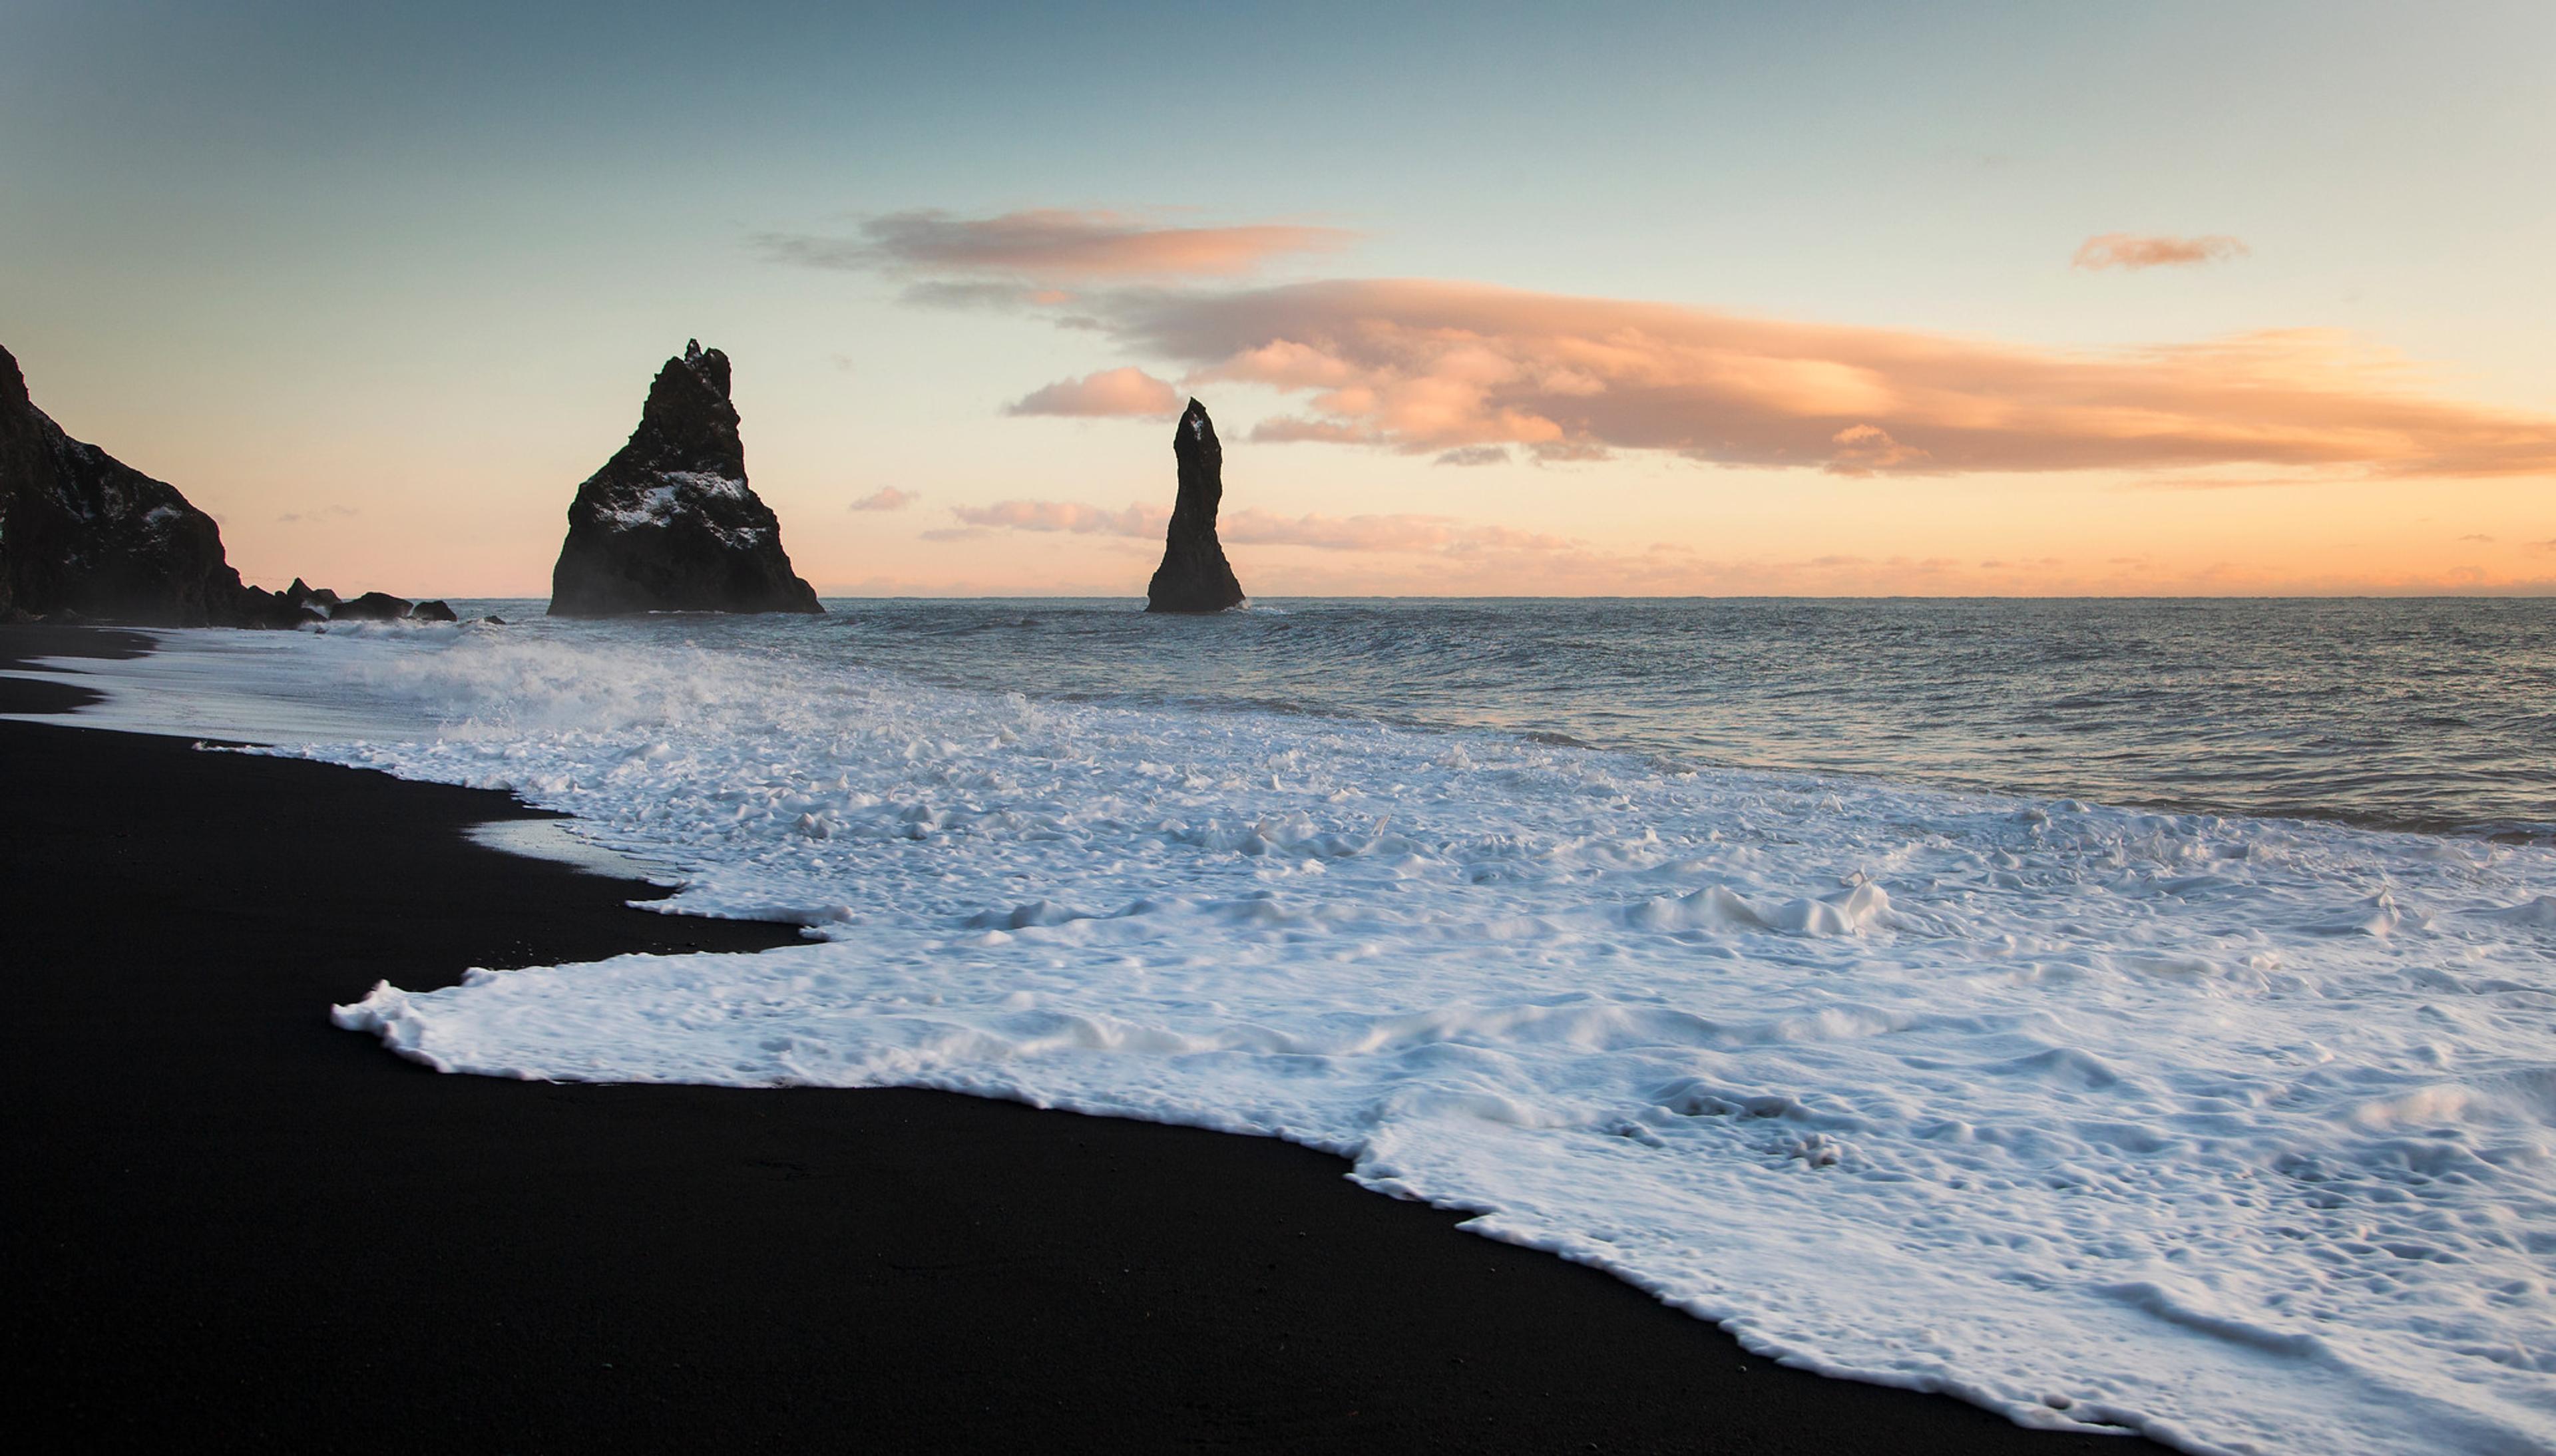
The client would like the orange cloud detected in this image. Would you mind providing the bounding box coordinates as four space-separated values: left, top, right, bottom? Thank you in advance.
1827 424 1928 475
759 209 1350 283
849 486 917 511
1004 366 1183 419
1062 279 2556 477
2073 233 2250 270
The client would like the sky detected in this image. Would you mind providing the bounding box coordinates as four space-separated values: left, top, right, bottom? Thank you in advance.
5 0 2553 598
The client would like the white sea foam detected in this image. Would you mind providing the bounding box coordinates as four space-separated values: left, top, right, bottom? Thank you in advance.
36 623 2556 1455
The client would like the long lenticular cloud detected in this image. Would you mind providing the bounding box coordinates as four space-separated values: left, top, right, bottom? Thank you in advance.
759 209 1352 283
1069 279 2556 477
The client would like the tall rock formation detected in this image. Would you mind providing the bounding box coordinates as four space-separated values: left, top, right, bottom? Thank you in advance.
549 341 821 617
1144 398 1245 614
0 343 263 625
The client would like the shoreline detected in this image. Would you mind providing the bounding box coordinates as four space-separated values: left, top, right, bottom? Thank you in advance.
5 626 2163 1453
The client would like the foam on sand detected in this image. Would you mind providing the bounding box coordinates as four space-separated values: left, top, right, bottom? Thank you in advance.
53 625 2556 1455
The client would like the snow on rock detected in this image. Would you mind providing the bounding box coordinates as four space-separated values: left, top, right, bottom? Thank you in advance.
547 340 821 617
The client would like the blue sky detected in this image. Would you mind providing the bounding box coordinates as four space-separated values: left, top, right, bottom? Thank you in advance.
7 1 2552 594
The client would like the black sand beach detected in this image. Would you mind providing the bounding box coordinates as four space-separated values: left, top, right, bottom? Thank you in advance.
5 628 2163 1453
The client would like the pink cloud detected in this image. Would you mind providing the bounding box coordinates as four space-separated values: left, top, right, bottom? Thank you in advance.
947 500 1166 536
849 486 917 512
1222 510 1574 555
861 498 2556 598
2073 234 2250 270
932 499 1580 559
1004 367 1183 419
760 209 1351 284
1061 279 2556 477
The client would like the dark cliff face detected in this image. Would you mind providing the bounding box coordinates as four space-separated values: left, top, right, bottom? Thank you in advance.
548 341 821 618
1144 398 1245 614
0 344 253 626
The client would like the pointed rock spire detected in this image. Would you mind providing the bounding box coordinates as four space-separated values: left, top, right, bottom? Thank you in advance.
548 343 820 617
1144 398 1245 614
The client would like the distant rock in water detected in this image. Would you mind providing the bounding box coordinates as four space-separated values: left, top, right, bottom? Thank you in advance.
549 341 821 618
329 591 415 623
1144 399 1244 614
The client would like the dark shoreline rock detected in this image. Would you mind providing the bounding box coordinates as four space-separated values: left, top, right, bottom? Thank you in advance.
548 341 821 618
329 591 415 623
3 343 252 626
1144 398 1244 614
1 343 448 629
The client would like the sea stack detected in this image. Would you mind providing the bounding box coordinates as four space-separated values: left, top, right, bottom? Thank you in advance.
548 341 820 617
0 343 287 626
1144 398 1244 614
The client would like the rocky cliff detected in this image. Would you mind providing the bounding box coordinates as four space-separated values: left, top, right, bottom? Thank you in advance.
0 344 274 626
1144 399 1245 614
0 345 471 628
549 341 821 617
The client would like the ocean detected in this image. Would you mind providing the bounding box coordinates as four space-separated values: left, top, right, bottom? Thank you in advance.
24 598 2555 1455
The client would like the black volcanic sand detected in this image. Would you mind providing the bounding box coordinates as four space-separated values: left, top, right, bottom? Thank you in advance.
4 628 2167 1454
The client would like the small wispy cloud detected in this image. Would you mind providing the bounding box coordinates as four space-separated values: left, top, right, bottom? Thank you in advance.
2073 233 2250 271
1223 510 1574 556
849 486 917 512
2458 532 2495 542
1434 445 1510 467
932 498 1578 560
277 504 361 523
902 498 2556 596
757 208 1351 285
1004 367 1183 419
1826 424 1929 476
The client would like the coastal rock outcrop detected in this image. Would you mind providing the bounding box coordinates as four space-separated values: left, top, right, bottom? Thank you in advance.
1144 398 1245 614
329 591 416 623
548 341 820 617
1 343 264 626
0 345 448 629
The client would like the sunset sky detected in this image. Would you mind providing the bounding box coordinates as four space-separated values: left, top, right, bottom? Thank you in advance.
6 0 2552 597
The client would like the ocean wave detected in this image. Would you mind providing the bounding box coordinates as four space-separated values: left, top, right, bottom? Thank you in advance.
29 613 2556 1454
267 622 2556 1456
